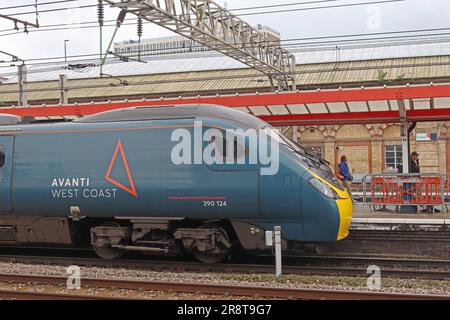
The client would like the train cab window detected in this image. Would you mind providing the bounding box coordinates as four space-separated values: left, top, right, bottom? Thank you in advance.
209 135 247 164
0 148 5 169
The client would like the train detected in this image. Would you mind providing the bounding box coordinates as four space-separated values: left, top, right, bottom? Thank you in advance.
0 104 352 263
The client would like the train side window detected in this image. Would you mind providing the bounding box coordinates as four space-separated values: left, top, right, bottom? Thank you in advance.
0 147 5 169
208 136 225 163
233 139 247 162
210 135 247 164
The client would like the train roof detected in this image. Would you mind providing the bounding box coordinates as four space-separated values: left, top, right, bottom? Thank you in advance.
0 114 22 125
74 104 267 129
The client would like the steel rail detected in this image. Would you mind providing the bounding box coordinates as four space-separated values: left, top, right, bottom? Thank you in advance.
0 289 125 300
0 254 448 280
0 273 448 300
283 255 450 268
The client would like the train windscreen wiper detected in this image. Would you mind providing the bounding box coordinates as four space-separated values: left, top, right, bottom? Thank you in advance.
288 146 329 168
280 143 317 169
288 139 330 166
269 128 330 168
279 140 324 168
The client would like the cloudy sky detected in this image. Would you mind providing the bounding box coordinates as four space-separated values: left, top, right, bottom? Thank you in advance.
0 0 449 64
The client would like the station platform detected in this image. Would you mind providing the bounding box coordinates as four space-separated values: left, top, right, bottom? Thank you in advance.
350 205 449 231
329 205 450 258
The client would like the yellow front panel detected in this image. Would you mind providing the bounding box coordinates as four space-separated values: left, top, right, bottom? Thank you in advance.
304 168 353 241
336 197 353 240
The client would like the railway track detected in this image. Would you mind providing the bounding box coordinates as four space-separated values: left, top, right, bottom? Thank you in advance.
283 255 450 269
0 289 122 300
0 273 448 300
0 253 449 280
1 245 448 267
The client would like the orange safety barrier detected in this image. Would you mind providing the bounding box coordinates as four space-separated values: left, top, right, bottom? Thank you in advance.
444 176 450 204
371 176 443 205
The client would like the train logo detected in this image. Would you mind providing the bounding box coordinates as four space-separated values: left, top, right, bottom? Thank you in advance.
105 140 138 197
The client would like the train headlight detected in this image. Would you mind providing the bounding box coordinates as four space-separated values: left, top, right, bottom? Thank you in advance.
308 178 339 200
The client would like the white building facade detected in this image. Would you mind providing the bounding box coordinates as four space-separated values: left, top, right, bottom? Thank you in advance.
113 26 281 57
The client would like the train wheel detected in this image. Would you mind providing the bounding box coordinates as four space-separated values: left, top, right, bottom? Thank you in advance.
92 222 124 260
193 223 231 264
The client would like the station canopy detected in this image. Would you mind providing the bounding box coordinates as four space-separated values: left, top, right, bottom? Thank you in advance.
1 83 450 126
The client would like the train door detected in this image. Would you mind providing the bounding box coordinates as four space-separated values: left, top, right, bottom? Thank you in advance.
0 136 14 212
204 128 260 217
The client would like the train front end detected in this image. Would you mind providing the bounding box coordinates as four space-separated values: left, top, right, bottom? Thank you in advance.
303 171 353 241
270 130 353 243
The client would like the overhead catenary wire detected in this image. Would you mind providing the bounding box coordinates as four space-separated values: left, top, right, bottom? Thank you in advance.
4 15 442 41
237 0 405 16
1 30 449 76
0 0 86 11
4 21 450 60
1 34 450 79
1 0 404 17
0 0 437 95
0 0 406 35
229 0 341 11
0 0 336 12
0 57 448 96
0 0 409 77
2 27 450 69
1 39 448 80
0 0 339 35
4 4 97 17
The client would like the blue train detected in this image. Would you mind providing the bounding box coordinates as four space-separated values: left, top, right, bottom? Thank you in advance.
0 105 352 263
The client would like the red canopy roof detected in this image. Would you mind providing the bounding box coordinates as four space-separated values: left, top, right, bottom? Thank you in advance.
1 83 450 125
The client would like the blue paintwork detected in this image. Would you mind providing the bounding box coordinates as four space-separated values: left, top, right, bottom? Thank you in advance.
0 106 343 243
301 171 341 242
0 136 14 212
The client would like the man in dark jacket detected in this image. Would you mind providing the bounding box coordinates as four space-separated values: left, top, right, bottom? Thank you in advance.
410 151 420 173
399 152 421 213
410 151 436 213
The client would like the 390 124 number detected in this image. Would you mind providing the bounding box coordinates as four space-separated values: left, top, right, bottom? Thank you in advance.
203 200 227 207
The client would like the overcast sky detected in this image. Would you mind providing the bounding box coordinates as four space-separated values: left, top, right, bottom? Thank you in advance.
0 0 449 63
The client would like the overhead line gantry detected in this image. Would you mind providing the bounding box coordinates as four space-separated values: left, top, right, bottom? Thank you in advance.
104 0 297 91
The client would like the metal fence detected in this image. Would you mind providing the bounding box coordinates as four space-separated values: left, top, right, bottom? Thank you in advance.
361 173 449 213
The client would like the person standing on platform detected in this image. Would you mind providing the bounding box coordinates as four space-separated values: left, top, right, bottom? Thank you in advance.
410 151 434 213
338 155 353 200
410 151 420 173
405 151 420 213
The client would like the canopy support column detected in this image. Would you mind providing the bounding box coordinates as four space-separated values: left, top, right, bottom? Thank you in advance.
398 99 410 174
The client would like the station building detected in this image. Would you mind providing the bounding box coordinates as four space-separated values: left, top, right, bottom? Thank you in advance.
1 42 450 176
294 120 448 176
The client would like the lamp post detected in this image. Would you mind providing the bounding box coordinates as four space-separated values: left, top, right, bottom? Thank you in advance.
64 40 70 62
